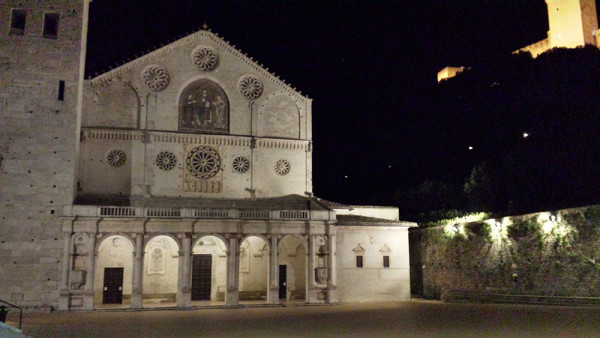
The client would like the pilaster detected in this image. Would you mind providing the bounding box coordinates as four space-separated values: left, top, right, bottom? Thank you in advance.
268 235 280 304
177 233 192 307
225 235 240 306
131 233 144 308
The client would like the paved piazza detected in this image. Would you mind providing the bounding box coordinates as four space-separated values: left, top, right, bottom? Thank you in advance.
8 300 600 337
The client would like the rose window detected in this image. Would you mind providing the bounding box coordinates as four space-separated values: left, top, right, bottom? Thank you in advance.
238 75 263 100
106 149 126 167
185 146 221 179
274 159 291 176
192 46 219 71
142 65 170 92
155 151 177 171
232 156 250 174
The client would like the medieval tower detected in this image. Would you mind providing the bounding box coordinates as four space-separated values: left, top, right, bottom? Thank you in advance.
518 0 599 57
0 1 90 308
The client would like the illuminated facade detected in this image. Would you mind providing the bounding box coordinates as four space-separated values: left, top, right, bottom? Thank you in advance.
517 0 599 57
0 1 415 310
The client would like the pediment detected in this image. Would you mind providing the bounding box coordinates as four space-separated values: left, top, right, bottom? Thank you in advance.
89 29 307 103
352 244 365 254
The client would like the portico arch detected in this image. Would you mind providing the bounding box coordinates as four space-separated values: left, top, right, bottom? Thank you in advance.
191 235 228 303
278 235 307 301
238 235 270 303
142 235 180 307
94 234 135 308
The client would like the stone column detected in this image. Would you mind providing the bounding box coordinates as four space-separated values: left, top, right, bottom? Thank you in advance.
82 233 96 310
268 235 280 304
327 231 338 303
225 236 239 306
177 233 192 307
131 234 144 308
58 226 73 310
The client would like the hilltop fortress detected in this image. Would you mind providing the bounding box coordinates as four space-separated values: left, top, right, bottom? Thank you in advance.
439 0 600 82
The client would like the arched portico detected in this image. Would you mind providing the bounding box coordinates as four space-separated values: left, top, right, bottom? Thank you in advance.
191 235 228 304
238 235 270 303
278 235 307 301
142 235 180 307
94 234 135 308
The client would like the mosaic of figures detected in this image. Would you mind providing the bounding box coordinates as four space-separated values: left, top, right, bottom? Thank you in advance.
178 79 229 134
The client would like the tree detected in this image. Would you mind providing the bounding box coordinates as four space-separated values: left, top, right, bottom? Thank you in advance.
464 162 494 212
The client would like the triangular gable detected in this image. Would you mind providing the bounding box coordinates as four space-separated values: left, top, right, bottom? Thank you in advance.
89 28 308 103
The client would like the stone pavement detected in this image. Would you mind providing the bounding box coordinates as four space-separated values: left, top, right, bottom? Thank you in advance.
6 300 600 337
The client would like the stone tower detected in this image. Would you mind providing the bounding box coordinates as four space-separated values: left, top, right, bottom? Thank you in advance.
517 0 599 57
546 0 598 48
0 1 90 309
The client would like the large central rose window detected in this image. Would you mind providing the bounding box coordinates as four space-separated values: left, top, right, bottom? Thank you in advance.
185 146 221 179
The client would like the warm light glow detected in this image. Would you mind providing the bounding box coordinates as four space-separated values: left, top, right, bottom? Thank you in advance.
538 212 572 238
442 212 490 238
486 217 510 241
444 223 465 237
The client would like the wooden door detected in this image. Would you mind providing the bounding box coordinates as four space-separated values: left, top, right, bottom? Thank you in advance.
103 267 123 304
192 254 212 300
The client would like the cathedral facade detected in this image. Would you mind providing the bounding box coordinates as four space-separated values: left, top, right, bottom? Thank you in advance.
0 1 414 311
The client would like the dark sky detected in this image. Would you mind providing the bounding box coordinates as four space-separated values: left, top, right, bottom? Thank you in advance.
86 0 551 206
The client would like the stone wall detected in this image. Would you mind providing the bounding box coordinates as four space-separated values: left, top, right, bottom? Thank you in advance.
0 0 89 310
411 205 600 303
336 226 411 302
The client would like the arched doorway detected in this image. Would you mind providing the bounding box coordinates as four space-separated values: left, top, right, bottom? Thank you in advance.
191 235 228 304
239 236 269 303
142 235 180 307
94 235 134 308
278 236 307 301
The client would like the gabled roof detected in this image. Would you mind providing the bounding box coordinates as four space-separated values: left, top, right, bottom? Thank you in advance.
88 28 309 103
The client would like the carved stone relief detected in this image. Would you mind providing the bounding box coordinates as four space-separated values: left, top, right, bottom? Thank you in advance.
191 46 219 71
238 75 263 100
147 239 167 275
141 65 170 92
183 144 223 193
240 241 250 273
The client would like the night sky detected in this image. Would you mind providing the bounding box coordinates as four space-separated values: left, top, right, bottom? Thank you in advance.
86 0 555 206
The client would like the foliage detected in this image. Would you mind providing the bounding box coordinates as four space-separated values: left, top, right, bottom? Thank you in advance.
398 47 600 221
507 219 541 241
464 221 491 241
464 162 494 212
